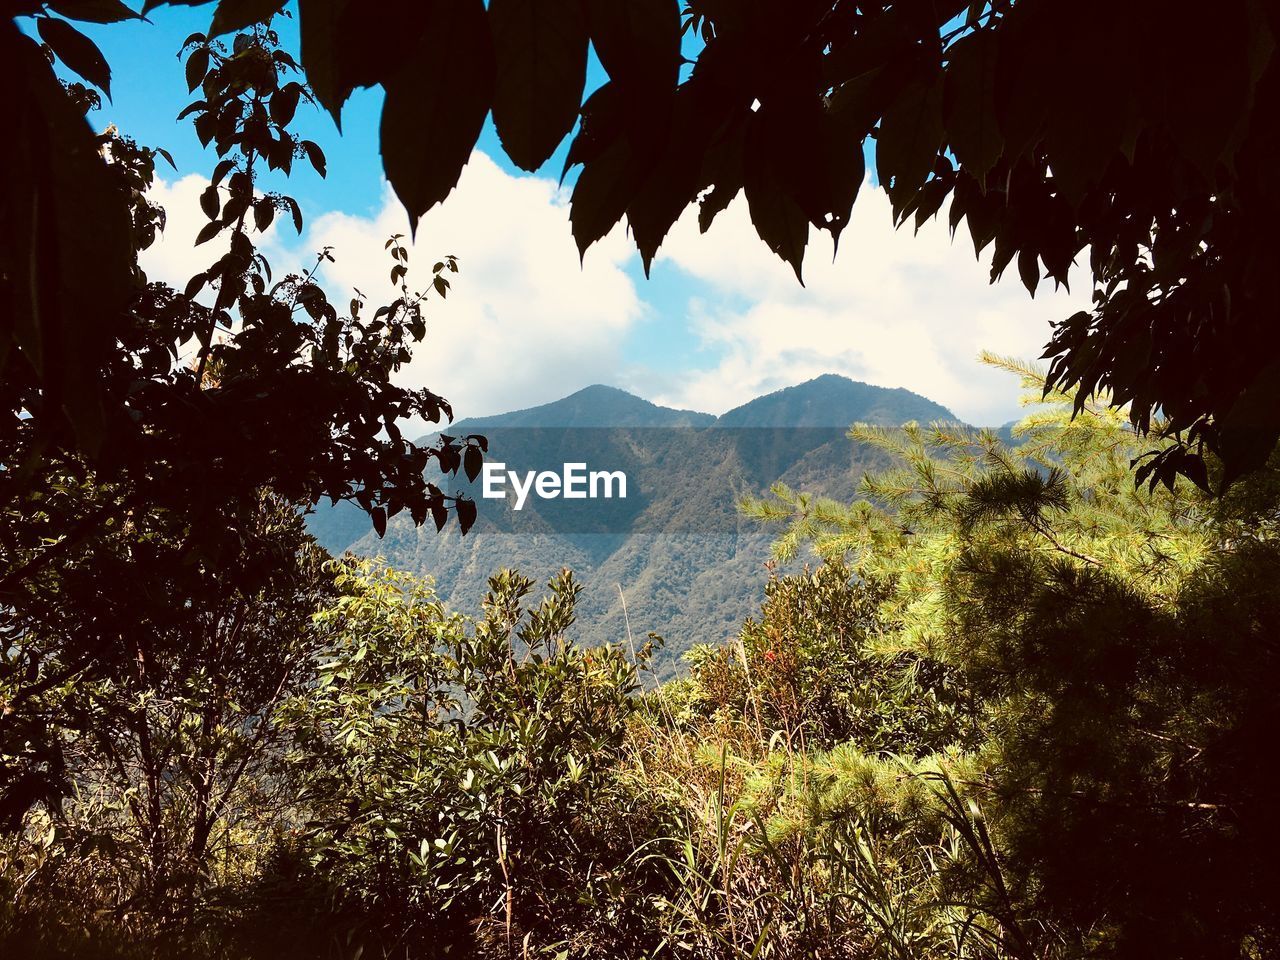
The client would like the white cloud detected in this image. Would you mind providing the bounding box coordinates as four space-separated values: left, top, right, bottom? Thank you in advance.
141 174 235 288
648 185 1091 425
140 158 1089 428
141 154 643 426
296 154 644 424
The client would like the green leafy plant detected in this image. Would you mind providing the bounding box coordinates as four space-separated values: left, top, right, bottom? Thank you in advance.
275 561 673 959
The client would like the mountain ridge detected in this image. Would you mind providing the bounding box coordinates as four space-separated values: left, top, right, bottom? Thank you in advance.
422 374 960 443
310 374 965 671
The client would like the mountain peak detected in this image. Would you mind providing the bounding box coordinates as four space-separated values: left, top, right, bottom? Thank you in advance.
448 384 715 431
715 374 957 428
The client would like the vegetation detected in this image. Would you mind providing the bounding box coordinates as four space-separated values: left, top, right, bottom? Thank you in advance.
6 359 1278 959
315 375 947 672
8 1 1278 487
4 3 1278 959
2 17 481 837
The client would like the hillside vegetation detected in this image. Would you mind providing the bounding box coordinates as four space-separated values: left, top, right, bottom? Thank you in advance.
309 376 958 671
6 359 1276 959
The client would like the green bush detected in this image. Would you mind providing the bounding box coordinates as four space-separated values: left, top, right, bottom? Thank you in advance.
274 561 676 958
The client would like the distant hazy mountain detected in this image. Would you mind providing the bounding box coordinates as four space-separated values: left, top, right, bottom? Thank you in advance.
715 374 953 428
452 384 715 430
307 376 960 674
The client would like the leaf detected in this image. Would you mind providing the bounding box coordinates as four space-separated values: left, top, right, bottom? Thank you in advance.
47 0 139 24
338 0 437 91
296 0 346 121
1017 250 1040 297
284 196 303 233
697 114 746 234
456 498 477 535
381 0 495 229
431 501 449 531
253 198 275 232
943 29 1003 182
211 158 235 186
1218 357 1280 485
371 506 387 538
299 0 435 122
743 106 809 283
489 0 590 171
569 138 637 260
7 29 134 454
209 0 286 36
270 82 300 126
199 184 220 220
38 17 112 98
794 104 865 252
301 140 326 178
195 220 222 245
586 0 680 96
626 91 708 273
463 444 483 482
185 47 209 93
877 70 944 208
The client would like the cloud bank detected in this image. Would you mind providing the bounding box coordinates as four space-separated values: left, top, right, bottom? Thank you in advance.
141 152 1090 427
648 186 1090 425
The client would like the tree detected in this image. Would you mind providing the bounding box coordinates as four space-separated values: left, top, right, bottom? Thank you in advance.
0 494 333 953
1 5 484 583
1 13 483 847
28 0 1266 491
275 562 669 958
742 355 1280 959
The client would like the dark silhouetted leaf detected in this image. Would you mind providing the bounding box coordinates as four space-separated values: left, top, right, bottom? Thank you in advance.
209 0 286 36
877 70 944 208
489 0 589 172
270 82 300 126
456 497 477 534
586 0 680 96
301 140 326 178
195 220 221 245
48 0 138 24
6 29 133 453
199 184 219 219
1018 250 1040 297
38 17 112 98
284 196 302 232
185 46 209 93
743 106 809 283
942 29 1002 182
253 198 275 232
463 444 483 483
296 0 345 120
381 0 494 228
569 138 637 259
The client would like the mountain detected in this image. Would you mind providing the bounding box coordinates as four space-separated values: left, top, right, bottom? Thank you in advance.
715 374 954 427
307 376 959 674
452 384 715 430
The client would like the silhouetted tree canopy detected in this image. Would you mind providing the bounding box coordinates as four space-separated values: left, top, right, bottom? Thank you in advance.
2 8 483 603
4 0 1279 493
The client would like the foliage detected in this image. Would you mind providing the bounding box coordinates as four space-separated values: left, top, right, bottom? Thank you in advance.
29 0 1272 489
1 20 483 835
1 6 481 588
667 561 973 757
734 355 1280 959
273 561 673 958
4 361 1279 958
0 494 331 957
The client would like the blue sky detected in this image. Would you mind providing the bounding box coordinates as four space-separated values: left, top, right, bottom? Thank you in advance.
73 4 1088 426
